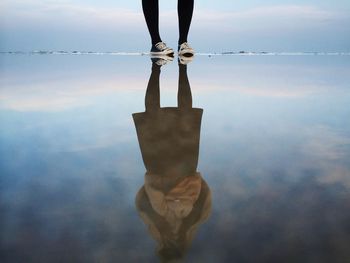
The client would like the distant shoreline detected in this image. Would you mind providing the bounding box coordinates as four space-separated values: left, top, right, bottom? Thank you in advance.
1 51 350 56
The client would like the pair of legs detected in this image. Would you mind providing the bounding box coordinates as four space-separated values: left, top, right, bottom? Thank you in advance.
142 0 194 46
145 63 192 112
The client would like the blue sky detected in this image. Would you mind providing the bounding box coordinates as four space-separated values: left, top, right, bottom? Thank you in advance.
1 0 349 52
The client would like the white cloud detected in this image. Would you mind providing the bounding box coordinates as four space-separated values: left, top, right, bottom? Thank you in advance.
302 126 350 160
1 0 144 29
192 5 347 33
0 78 145 112
299 125 350 188
1 1 348 51
1 1 346 31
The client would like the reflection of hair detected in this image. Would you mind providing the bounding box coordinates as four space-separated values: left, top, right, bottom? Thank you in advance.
135 177 212 263
158 246 183 263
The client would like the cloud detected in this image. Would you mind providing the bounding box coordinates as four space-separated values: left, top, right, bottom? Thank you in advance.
302 125 350 161
192 5 348 33
0 76 336 113
1 1 347 31
0 78 145 112
0 0 144 30
300 125 350 188
1 1 349 51
201 5 338 20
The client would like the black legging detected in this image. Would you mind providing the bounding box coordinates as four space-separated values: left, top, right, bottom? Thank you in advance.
142 0 194 46
145 63 192 112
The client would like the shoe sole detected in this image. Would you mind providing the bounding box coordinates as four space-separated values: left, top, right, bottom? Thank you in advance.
178 51 195 57
178 55 194 65
150 51 174 57
151 55 174 62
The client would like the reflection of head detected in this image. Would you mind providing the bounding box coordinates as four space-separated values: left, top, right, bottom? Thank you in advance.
158 247 183 263
135 174 212 263
145 173 202 224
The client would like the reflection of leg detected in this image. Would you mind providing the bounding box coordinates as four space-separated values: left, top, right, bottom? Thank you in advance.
178 64 192 109
145 64 161 112
178 0 194 45
142 0 162 45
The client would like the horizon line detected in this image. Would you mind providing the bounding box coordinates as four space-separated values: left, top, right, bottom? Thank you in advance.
1 51 350 56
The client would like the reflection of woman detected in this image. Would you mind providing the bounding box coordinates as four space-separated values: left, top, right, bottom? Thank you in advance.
142 0 195 57
133 62 211 263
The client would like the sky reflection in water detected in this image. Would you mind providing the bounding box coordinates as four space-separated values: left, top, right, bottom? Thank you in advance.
1 55 350 262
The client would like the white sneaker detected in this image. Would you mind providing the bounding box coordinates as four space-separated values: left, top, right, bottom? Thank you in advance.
150 42 174 56
178 42 195 57
151 56 174 66
178 55 194 65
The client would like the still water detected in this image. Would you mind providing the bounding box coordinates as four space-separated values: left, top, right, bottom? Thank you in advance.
1 54 350 263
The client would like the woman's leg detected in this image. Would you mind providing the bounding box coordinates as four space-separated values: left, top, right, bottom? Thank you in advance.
178 64 192 110
142 0 162 45
178 0 194 45
145 63 161 112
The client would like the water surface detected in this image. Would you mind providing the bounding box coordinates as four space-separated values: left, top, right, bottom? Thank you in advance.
1 54 350 262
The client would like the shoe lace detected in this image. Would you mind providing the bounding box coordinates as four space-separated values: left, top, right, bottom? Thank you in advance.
155 42 167 50
181 42 190 49
156 59 168 66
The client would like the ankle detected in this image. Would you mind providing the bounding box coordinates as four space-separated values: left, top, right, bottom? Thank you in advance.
152 62 162 71
152 39 162 46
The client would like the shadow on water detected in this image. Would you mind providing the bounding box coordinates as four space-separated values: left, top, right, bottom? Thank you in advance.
133 60 212 263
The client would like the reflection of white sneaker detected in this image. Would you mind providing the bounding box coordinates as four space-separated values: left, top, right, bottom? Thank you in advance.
178 42 195 57
178 55 194 65
151 56 174 67
150 42 174 56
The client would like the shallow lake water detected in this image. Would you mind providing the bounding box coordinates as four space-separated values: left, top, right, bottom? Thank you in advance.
1 54 350 263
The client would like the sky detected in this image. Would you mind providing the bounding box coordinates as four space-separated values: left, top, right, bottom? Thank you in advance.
0 0 350 52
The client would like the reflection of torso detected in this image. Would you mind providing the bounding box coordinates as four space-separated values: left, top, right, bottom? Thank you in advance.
133 107 203 179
